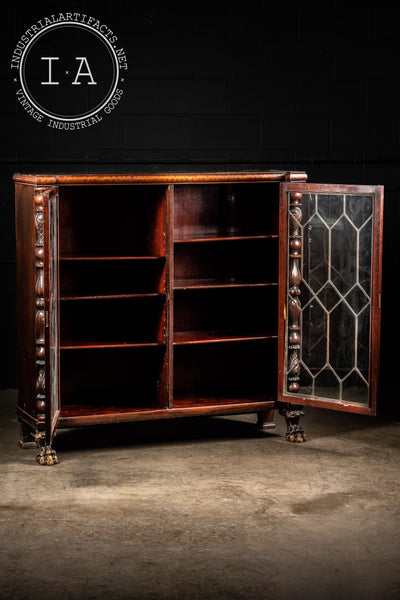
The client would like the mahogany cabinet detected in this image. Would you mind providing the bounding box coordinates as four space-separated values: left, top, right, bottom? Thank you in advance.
14 172 384 465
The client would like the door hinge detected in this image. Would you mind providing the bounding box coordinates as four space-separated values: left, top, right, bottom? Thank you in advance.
378 293 382 309
45 310 49 328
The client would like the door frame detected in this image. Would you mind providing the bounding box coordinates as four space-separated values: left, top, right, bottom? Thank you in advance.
278 183 384 415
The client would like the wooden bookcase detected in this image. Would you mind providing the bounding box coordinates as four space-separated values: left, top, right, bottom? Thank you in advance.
14 172 384 465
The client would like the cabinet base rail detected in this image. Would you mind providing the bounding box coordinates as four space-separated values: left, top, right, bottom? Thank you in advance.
17 402 308 465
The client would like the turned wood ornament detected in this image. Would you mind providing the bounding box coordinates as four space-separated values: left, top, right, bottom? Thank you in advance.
287 192 302 393
34 188 47 423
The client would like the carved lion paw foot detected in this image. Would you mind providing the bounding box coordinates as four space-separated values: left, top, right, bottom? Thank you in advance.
36 445 59 466
286 425 306 443
287 430 306 443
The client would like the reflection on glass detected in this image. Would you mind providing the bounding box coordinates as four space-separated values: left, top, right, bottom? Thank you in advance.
286 193 373 405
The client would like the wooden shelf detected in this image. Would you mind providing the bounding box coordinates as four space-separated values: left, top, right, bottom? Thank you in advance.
60 404 162 418
60 340 165 350
174 331 277 345
174 234 277 243
174 280 277 290
60 293 165 301
58 399 276 427
172 394 276 408
60 255 165 261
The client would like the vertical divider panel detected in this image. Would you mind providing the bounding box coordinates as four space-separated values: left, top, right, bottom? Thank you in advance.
166 185 175 408
153 185 169 409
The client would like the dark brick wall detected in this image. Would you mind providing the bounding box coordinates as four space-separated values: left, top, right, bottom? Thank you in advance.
1 4 399 411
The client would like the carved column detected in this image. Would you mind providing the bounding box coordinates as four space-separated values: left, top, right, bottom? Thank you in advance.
34 189 46 423
281 192 306 443
287 192 302 393
34 188 58 465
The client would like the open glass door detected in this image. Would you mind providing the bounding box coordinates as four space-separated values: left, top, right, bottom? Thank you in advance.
279 183 383 416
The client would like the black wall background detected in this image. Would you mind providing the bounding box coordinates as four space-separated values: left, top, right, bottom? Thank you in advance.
1 3 399 412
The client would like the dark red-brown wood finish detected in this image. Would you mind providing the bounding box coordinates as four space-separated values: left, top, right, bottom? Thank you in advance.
14 171 384 464
13 171 308 186
15 183 37 447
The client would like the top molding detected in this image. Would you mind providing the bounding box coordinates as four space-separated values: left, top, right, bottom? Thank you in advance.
13 171 308 186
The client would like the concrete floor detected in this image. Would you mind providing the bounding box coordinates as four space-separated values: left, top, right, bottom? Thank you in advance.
1 389 400 600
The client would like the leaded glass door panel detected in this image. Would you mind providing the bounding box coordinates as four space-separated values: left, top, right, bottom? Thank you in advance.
279 184 383 415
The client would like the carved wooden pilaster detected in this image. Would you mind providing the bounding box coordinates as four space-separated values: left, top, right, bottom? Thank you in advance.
287 192 302 393
34 188 46 424
33 188 58 465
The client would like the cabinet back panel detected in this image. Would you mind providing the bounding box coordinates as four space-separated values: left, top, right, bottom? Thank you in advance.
174 287 278 338
174 238 278 286
174 183 279 240
60 296 166 345
58 185 167 257
60 258 166 297
173 339 277 401
60 347 165 408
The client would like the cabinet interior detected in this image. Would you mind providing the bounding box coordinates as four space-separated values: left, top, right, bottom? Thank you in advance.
59 185 167 258
57 182 280 417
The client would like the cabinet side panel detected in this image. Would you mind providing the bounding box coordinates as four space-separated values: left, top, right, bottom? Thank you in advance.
15 183 36 418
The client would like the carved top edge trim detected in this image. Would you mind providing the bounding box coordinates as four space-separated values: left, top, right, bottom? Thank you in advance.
14 171 308 185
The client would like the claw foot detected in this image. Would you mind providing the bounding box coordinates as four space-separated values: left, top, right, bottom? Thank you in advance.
287 426 306 443
36 445 58 466
278 403 307 443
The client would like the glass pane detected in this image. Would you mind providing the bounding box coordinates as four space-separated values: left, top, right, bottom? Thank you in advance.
331 216 357 293
303 214 329 293
314 367 340 400
329 301 355 373
301 300 327 370
285 191 373 406
318 194 344 226
346 195 373 228
301 193 316 224
342 371 368 404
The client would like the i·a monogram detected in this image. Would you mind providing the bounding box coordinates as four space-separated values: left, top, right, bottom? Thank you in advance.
41 56 97 86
